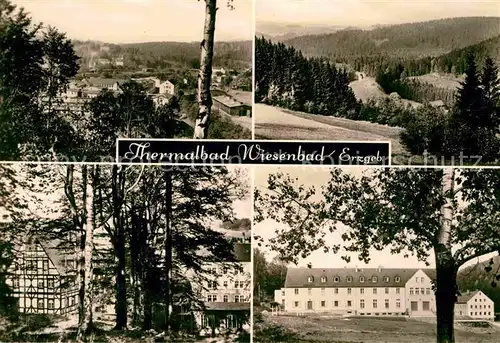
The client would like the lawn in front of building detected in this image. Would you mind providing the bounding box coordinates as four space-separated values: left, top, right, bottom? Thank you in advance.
253 311 500 343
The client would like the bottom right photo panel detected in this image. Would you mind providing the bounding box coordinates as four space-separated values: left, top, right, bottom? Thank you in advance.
252 166 500 343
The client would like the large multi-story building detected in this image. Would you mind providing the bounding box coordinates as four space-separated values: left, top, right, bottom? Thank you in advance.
6 236 79 315
274 267 494 320
193 237 251 331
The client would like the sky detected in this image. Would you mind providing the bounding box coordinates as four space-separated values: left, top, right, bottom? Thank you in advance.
257 0 500 27
13 0 253 43
253 166 496 271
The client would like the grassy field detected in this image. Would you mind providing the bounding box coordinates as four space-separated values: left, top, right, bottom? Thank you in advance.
254 312 500 343
408 73 463 90
254 103 409 157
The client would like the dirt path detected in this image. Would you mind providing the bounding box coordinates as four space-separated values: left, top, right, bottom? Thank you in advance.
254 103 408 155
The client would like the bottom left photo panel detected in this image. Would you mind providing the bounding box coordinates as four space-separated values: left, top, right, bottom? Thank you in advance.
0 163 252 343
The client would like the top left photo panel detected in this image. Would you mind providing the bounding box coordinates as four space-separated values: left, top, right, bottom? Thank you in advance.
0 0 254 162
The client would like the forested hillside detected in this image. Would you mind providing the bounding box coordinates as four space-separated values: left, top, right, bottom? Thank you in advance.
73 40 252 70
285 17 500 60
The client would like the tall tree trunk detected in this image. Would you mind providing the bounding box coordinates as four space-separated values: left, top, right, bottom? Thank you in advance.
77 165 95 342
434 168 457 343
113 165 128 330
77 166 88 330
193 0 217 139
142 201 153 331
164 170 173 332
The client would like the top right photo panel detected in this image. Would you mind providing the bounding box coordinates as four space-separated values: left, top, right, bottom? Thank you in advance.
254 0 500 166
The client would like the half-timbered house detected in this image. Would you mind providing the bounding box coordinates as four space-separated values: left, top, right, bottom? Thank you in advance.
6 236 79 315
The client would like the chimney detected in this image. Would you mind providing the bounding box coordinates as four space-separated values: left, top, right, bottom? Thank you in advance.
355 265 359 272
377 265 383 272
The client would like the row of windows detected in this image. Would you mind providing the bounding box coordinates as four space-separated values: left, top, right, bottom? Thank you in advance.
207 280 247 289
206 294 246 302
11 278 55 288
470 304 491 309
409 288 431 295
292 299 402 309
35 296 77 310
207 266 243 275
308 275 402 284
292 287 403 295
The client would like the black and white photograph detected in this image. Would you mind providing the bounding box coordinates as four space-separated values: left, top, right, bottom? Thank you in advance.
253 166 500 342
0 163 252 342
254 0 500 165
0 0 253 162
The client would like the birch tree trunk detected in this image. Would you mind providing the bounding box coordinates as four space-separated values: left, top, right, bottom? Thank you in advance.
193 0 217 139
434 168 458 343
112 165 128 330
77 165 95 342
76 166 88 331
164 170 173 332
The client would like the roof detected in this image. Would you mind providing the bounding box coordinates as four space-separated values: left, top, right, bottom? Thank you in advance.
227 91 251 106
430 100 446 107
204 302 250 311
284 267 436 288
213 95 245 108
152 93 174 100
233 243 251 262
39 239 69 275
457 290 481 304
85 78 123 86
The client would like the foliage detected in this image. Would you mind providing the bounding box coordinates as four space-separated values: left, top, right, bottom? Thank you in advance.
0 0 79 160
253 249 287 298
255 36 360 117
0 238 16 315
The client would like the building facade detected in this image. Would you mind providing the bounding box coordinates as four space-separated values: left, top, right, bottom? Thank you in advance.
455 290 495 320
275 267 494 320
194 240 251 331
159 80 175 95
6 237 79 315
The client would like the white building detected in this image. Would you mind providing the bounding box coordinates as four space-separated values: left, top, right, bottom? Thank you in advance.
192 241 251 331
83 78 123 92
159 80 175 95
275 267 436 317
455 290 494 320
275 267 494 320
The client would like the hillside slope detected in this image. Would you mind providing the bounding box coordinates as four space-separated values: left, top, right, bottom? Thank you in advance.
285 17 500 59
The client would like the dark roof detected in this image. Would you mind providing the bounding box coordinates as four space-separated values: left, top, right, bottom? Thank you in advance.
233 243 250 262
204 302 250 311
213 95 245 108
284 267 435 288
457 290 481 304
85 77 124 86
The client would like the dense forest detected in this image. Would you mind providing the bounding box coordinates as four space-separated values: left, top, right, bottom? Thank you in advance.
255 37 360 117
285 17 500 61
73 40 252 71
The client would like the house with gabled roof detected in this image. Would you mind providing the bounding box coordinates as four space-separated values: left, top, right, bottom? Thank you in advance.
6 236 79 315
455 290 494 320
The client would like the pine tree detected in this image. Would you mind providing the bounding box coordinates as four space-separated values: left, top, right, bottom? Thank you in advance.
481 56 500 128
